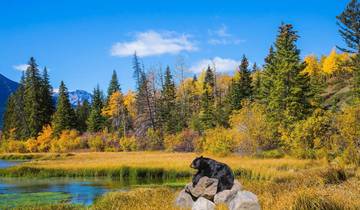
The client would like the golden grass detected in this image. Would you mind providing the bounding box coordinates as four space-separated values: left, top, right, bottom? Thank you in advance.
17 152 325 180
2 152 359 209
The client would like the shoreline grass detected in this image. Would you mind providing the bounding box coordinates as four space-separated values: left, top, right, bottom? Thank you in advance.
0 152 327 181
0 152 359 209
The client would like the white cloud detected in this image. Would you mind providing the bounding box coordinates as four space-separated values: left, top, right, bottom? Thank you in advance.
110 31 197 57
190 57 240 73
208 24 245 45
13 64 29 71
211 24 231 37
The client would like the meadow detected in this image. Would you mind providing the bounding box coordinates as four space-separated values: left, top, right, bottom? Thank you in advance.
1 152 359 209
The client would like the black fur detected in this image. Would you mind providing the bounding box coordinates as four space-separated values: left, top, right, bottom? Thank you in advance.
190 156 234 193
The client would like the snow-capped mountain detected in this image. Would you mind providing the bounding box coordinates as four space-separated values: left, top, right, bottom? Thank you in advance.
53 90 92 107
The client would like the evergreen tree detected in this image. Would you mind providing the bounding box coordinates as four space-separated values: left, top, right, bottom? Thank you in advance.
228 55 252 110
160 66 177 134
75 100 90 132
40 67 55 126
3 74 29 139
133 52 142 90
258 46 276 104
265 24 311 129
337 0 360 98
199 66 216 130
24 57 44 137
52 81 76 136
107 70 121 101
87 85 105 132
251 63 262 101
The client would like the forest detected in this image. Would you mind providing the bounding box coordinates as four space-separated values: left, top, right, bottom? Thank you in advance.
1 1 359 168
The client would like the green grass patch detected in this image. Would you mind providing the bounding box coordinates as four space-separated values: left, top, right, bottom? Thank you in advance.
0 153 74 160
0 192 72 209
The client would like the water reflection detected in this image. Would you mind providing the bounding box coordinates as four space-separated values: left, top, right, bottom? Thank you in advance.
0 160 23 169
0 176 186 205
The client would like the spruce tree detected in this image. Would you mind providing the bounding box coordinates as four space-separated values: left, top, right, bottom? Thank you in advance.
87 85 105 132
107 70 121 101
40 67 55 126
75 100 90 132
251 63 262 101
337 0 360 98
199 66 216 130
160 66 177 134
265 24 311 129
3 74 29 139
52 81 76 136
228 55 252 111
258 46 276 104
24 57 43 137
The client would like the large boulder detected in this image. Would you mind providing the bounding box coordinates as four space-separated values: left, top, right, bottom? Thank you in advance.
228 191 260 210
192 197 215 210
175 189 194 209
214 180 242 204
186 176 218 200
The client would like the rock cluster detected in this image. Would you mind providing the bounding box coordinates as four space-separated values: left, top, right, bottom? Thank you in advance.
175 177 260 210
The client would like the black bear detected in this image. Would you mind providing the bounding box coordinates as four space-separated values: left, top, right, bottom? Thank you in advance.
190 156 234 193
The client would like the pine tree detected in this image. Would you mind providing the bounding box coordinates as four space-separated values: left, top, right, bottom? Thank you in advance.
87 85 105 132
40 67 55 126
107 70 121 101
24 57 44 137
160 66 177 134
337 0 360 98
75 100 90 132
265 24 311 129
52 81 76 136
228 55 252 110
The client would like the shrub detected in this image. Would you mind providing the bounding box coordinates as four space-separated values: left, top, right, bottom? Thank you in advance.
144 128 163 150
164 129 198 152
230 101 275 154
37 125 53 152
119 136 137 151
202 127 237 156
25 138 39 153
2 140 27 153
88 135 105 152
51 130 81 153
290 110 336 159
335 100 360 165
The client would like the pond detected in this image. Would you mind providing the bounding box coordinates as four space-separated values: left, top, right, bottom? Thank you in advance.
0 160 187 208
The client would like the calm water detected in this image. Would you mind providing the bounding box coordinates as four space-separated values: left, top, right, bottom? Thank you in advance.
0 160 185 206
0 160 23 168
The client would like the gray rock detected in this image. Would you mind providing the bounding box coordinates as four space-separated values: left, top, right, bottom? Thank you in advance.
175 189 194 209
214 180 243 204
192 197 215 210
229 191 260 210
187 176 218 200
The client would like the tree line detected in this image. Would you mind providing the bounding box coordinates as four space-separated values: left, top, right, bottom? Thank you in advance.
1 0 360 163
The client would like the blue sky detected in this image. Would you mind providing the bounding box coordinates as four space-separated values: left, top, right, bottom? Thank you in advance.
0 0 347 93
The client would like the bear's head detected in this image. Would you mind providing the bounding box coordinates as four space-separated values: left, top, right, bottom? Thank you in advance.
190 156 205 169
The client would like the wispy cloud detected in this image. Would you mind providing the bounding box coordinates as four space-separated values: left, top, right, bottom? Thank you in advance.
13 64 29 71
208 24 245 45
111 31 197 57
189 57 240 73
